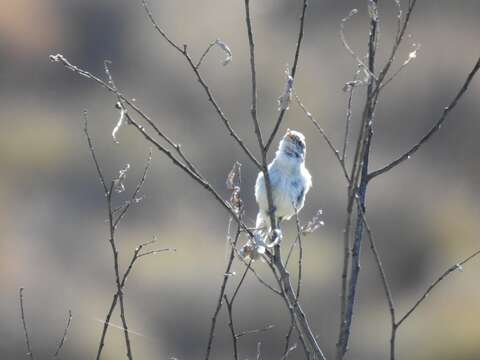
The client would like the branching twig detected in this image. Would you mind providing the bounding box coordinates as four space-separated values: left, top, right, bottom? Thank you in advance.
204 226 242 360
54 54 253 238
339 9 377 82
85 115 177 360
337 2 379 357
114 149 152 227
243 0 277 239
141 0 261 169
283 211 305 357
376 0 418 87
265 0 309 151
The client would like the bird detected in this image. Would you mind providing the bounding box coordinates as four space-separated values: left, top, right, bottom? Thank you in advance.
254 129 312 248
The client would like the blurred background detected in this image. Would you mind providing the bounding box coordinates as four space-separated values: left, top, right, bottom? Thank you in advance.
1 0 480 359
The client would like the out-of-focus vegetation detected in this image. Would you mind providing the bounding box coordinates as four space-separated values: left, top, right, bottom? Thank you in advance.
1 1 480 359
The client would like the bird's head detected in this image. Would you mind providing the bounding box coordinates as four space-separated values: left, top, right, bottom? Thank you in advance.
278 129 306 162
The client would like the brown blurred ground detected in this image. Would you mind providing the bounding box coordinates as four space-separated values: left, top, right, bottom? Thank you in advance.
1 0 480 359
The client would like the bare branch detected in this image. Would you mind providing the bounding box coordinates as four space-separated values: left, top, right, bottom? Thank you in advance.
397 248 480 328
140 0 261 169
369 57 480 180
204 226 242 360
376 0 418 86
256 341 262 360
265 0 309 151
19 288 35 360
284 210 305 356
356 202 397 360
281 343 298 360
83 111 108 195
294 93 350 182
337 3 379 357
244 0 263 149
53 310 73 359
196 39 233 69
224 295 239 360
377 43 420 92
114 149 153 228
235 324 275 339
342 68 361 162
339 9 376 82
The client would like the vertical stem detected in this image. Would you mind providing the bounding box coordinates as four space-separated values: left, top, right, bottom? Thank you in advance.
107 185 133 360
19 288 35 360
390 324 397 360
337 2 379 357
224 296 239 360
204 225 241 360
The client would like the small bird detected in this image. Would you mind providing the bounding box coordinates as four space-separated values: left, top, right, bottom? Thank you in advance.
254 129 312 248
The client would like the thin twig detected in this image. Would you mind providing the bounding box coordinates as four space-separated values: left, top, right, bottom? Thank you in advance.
284 211 304 356
53 310 73 359
105 60 201 177
337 3 379 357
355 202 397 360
342 69 361 162
83 112 108 194
256 341 262 360
294 93 350 182
397 248 480 327
267 261 312 360
243 0 278 238
376 0 418 87
53 54 253 238
231 260 251 303
96 241 150 360
114 149 153 228
223 259 252 360
140 0 262 169
281 343 298 360
369 57 480 180
86 119 173 360
105 181 134 360
196 41 217 69
339 9 377 82
224 295 239 360
19 288 35 360
265 0 309 151
204 226 242 360
235 324 275 339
